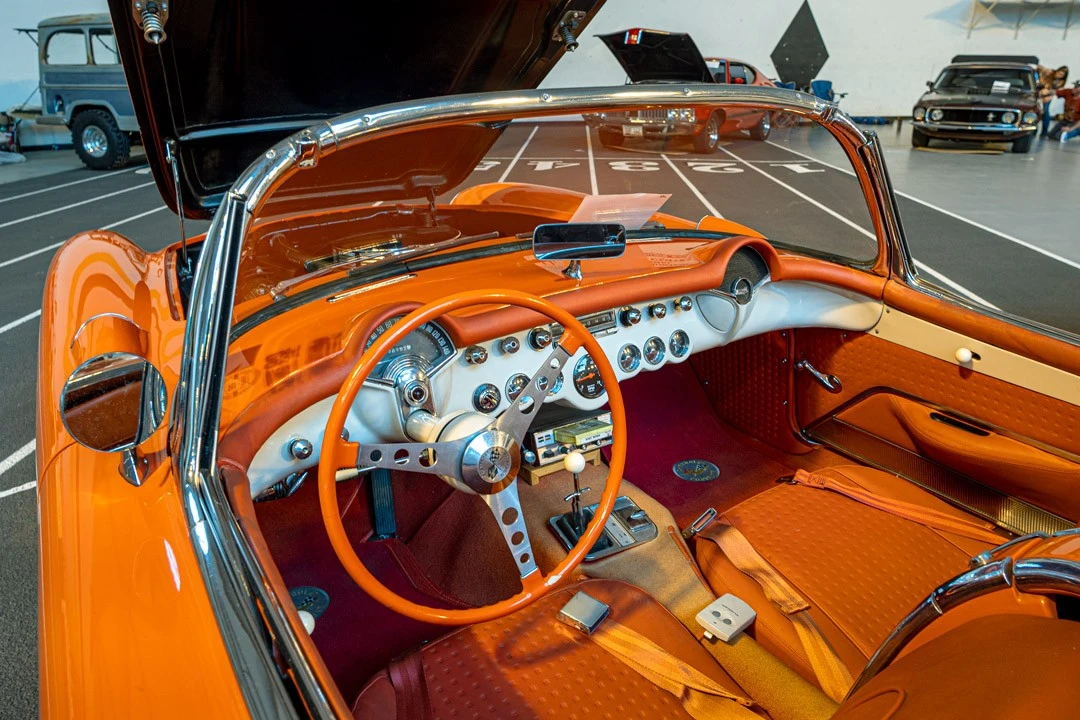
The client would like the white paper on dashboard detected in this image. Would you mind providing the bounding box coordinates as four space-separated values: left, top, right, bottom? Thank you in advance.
569 193 671 230
991 80 1011 94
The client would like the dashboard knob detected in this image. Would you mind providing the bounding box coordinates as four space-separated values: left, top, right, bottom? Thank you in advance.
619 306 642 327
473 383 501 413
288 438 313 461
675 296 693 312
498 336 521 355
464 345 489 365
648 303 667 319
528 327 553 350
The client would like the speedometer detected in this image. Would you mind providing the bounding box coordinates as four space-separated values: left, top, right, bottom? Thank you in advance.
364 316 455 381
573 355 605 399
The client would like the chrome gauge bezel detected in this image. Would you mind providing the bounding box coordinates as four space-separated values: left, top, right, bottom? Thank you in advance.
643 336 666 366
362 316 456 385
618 343 642 373
669 329 690 358
505 373 530 401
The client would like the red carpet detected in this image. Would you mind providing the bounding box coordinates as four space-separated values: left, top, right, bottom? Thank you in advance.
604 362 793 527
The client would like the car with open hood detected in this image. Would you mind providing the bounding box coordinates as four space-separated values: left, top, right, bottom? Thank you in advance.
911 55 1041 153
36 2 1080 719
583 28 777 153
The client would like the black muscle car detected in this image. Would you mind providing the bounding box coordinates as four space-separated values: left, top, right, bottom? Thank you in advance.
911 55 1041 153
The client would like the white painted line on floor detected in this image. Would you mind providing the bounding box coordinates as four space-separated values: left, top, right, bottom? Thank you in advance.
0 206 168 270
497 126 539 183
585 126 599 195
765 140 1080 272
0 310 41 335
0 440 37 498
135 167 152 175
721 146 1001 310
0 182 155 231
660 154 723 218
913 260 1002 310
0 167 139 205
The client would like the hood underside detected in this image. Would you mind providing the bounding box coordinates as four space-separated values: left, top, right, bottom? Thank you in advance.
107 0 603 218
597 29 714 84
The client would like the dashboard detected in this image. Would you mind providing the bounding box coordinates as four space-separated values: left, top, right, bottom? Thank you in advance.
246 266 884 498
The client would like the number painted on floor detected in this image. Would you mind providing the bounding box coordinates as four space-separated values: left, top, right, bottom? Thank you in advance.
608 160 660 171
685 161 744 174
474 160 501 171
768 162 824 174
527 160 581 171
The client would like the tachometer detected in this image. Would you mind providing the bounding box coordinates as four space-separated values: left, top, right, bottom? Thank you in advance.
364 316 455 381
573 355 605 399
643 336 665 365
618 344 641 373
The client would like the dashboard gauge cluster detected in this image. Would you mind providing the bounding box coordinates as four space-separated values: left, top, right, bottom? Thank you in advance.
573 356 605 399
364 316 455 382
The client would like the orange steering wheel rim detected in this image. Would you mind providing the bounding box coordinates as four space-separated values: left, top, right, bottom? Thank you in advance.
318 288 626 625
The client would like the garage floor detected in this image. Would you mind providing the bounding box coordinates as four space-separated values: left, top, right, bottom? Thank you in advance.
0 120 1077 718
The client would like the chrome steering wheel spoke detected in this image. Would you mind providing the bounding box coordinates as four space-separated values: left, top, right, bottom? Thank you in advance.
494 343 573 442
354 438 466 478
481 480 540 580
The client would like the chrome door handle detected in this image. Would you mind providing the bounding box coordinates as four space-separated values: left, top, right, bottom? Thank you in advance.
796 360 843 394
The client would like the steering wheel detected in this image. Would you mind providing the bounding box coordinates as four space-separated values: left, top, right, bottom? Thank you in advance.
318 289 626 625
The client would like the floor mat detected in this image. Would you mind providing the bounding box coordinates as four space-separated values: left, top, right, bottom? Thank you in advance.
255 479 460 704
605 362 794 526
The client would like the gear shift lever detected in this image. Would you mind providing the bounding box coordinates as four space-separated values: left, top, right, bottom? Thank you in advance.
562 451 589 534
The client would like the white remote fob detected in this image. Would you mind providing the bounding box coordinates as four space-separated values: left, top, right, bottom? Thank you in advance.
696 593 756 643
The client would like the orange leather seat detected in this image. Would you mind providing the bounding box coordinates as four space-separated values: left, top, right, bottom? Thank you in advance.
694 465 999 686
351 578 757 719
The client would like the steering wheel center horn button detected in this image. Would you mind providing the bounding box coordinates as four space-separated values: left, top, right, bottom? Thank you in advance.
461 429 520 493
696 593 756 643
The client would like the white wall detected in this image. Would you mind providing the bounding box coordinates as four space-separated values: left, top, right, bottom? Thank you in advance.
1 1 108 111
540 0 1080 116
4 1 1079 116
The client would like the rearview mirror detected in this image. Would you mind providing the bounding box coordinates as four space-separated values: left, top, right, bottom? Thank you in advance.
61 351 168 486
532 223 627 261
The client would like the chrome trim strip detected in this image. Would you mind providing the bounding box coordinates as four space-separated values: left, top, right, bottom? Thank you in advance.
173 84 887 716
847 555 1080 697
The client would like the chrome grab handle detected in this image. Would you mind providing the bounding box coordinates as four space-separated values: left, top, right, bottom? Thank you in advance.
795 360 842 394
847 556 1080 699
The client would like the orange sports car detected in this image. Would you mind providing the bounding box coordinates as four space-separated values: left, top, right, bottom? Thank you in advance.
584 29 778 152
37 1 1080 718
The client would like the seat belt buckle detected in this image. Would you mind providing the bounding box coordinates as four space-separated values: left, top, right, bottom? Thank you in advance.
696 593 756 643
558 591 610 635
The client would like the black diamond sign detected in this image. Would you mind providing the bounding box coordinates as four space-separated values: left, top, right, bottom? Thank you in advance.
770 1 829 88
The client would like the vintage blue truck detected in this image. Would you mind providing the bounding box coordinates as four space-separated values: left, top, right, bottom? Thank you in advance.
14 14 139 169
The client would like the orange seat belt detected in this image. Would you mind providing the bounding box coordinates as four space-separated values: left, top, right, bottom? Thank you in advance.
700 522 854 703
791 470 1005 545
585 619 758 720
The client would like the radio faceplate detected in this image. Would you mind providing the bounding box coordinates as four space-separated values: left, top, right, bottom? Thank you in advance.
524 405 613 467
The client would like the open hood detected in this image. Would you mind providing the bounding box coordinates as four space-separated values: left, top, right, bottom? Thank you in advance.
107 0 603 219
597 29 714 84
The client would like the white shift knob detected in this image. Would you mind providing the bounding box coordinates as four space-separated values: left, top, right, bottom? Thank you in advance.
298 610 316 634
955 347 974 364
563 451 587 474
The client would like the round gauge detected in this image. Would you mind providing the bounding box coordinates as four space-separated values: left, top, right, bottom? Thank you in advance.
643 336 666 366
669 330 690 358
618 344 641 373
573 355 605 399
536 372 563 394
473 383 501 413
505 373 530 401
364 316 455 381
550 373 564 395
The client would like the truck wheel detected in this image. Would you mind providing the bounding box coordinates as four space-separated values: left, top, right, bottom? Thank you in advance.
1011 134 1034 153
749 111 771 141
694 113 721 154
911 128 930 148
72 110 130 170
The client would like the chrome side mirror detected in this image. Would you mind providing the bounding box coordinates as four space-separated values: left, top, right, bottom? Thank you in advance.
60 352 168 486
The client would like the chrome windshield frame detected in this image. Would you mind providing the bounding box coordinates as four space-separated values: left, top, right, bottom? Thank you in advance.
170 84 894 717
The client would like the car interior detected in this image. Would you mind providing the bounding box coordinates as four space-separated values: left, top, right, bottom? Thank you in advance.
206 117 1080 720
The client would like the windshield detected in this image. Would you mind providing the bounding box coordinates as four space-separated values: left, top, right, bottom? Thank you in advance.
235 101 879 320
934 66 1034 93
